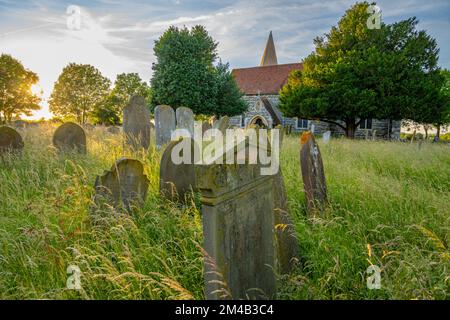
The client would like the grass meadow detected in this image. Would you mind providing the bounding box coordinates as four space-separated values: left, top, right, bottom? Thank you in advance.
0 123 449 300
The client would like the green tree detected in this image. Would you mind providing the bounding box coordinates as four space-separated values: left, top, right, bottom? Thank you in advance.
49 63 111 124
435 69 450 138
0 54 41 124
151 25 247 116
279 2 444 138
93 73 151 125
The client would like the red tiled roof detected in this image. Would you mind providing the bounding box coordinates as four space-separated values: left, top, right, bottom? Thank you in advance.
232 63 303 95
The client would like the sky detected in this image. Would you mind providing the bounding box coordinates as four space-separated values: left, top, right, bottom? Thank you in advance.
1 0 449 120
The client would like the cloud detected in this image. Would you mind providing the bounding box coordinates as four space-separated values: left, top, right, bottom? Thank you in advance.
0 0 449 120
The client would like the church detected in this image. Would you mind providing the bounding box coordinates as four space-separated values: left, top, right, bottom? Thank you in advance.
230 32 401 139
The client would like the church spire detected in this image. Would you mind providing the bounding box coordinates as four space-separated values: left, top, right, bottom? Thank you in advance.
260 31 278 66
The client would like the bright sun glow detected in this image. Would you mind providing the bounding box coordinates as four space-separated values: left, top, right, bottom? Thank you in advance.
31 84 42 95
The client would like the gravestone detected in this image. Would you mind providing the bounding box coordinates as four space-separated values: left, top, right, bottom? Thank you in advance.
53 122 87 154
93 158 149 212
0 126 24 155
202 121 212 137
212 116 229 135
155 105 176 149
196 148 277 300
323 131 331 144
300 132 327 215
12 120 27 129
365 129 370 140
107 126 121 135
273 169 300 273
275 125 284 146
176 107 194 138
160 138 197 202
123 95 151 151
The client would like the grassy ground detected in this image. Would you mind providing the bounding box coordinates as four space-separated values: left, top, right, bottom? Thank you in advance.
0 124 449 300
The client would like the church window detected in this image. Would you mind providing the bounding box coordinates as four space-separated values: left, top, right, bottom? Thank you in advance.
296 118 309 129
360 118 373 129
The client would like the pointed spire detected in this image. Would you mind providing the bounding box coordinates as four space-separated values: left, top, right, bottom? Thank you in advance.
260 31 278 66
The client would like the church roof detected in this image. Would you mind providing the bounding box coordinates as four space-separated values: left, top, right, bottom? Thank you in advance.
232 63 302 95
260 31 278 66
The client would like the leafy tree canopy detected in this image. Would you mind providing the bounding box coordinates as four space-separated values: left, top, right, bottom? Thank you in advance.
49 63 111 124
0 54 41 124
151 25 247 117
93 73 151 125
279 2 445 138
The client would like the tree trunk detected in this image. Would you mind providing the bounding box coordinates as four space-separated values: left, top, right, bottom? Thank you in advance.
424 127 428 140
436 125 441 138
345 121 357 139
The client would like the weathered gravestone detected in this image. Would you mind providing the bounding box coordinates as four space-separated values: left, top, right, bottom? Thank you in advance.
176 107 195 138
273 169 300 273
323 131 331 144
275 125 284 146
123 95 151 151
196 148 277 300
160 138 198 202
300 132 327 215
202 121 212 136
93 158 149 212
155 105 176 149
107 126 121 135
53 122 87 154
0 126 24 155
212 116 229 136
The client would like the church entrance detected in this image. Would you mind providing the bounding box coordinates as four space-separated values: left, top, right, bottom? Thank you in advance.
248 115 270 128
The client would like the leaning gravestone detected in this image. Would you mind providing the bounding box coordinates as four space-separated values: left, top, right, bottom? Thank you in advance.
160 138 198 202
176 107 195 138
123 95 151 151
323 131 331 144
155 105 176 149
196 145 277 300
212 116 229 135
300 132 327 215
53 122 87 154
93 158 149 212
0 126 24 155
273 169 300 273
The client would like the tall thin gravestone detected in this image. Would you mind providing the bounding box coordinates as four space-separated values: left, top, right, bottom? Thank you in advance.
160 138 198 202
197 148 277 300
212 116 229 135
0 126 24 155
53 122 86 154
93 158 149 212
176 107 195 138
155 105 176 149
123 95 151 151
323 131 331 144
300 132 327 215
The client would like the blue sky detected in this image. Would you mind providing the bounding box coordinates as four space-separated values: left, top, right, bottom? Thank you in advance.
1 0 449 119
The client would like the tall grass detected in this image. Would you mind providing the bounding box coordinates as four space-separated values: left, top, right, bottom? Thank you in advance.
0 124 448 299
